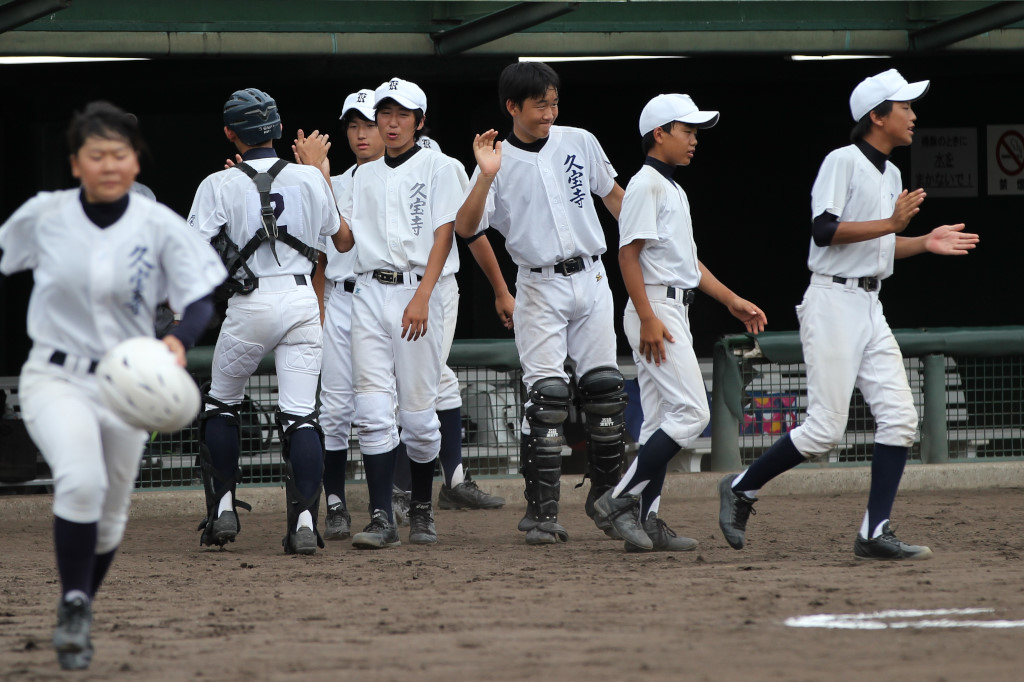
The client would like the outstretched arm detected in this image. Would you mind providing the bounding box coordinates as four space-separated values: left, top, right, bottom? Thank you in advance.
697 261 766 334
895 222 978 258
293 129 332 185
455 130 501 239
467 233 514 329
831 188 926 245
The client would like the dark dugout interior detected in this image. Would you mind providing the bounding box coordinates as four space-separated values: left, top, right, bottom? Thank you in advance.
0 52 1019 374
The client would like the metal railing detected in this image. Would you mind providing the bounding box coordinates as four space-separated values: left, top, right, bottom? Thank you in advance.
706 327 1024 471
135 339 524 490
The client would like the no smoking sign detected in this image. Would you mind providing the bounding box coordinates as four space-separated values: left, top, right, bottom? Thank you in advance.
987 125 1024 194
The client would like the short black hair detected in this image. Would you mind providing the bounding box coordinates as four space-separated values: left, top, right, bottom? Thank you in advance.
374 97 425 128
498 61 560 117
850 100 894 142
641 121 678 156
66 101 143 155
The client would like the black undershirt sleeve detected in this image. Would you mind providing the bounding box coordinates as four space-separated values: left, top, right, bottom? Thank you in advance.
812 211 840 247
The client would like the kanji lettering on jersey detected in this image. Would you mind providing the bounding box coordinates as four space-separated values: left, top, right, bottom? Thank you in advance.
126 245 155 315
409 182 427 236
564 154 586 208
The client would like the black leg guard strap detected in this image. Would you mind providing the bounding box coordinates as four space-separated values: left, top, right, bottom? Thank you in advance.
277 410 326 553
518 378 570 541
196 393 252 546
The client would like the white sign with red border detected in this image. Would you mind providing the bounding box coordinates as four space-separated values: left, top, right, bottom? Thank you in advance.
987 125 1024 195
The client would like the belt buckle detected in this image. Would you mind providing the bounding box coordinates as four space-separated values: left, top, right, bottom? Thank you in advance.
374 270 401 285
683 289 696 305
559 257 583 276
860 277 879 292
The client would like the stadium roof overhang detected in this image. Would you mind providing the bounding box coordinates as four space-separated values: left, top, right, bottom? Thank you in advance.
3 0 1024 57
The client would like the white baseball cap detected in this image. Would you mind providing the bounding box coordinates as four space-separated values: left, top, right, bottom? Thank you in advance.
638 94 719 137
418 135 441 153
375 77 427 115
849 69 930 122
340 88 375 121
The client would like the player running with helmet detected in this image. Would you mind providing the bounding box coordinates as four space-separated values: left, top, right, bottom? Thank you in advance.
718 69 979 560
596 94 766 551
0 102 224 670
188 88 343 555
456 61 627 545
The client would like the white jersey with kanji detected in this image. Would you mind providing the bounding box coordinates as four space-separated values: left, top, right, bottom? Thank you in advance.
323 163 359 284
466 125 617 268
808 144 901 280
341 148 465 275
0 190 225 360
188 157 340 279
618 164 701 290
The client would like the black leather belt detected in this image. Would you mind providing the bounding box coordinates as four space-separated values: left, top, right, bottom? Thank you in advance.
50 350 98 374
666 287 696 305
343 280 356 293
372 270 420 285
832 275 879 292
531 254 599 276
240 274 308 290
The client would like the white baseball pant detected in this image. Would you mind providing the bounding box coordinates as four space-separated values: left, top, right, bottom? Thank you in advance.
436 273 462 412
207 274 322 423
19 354 148 553
623 287 710 447
319 281 355 452
351 273 444 463
513 257 617 433
789 274 918 456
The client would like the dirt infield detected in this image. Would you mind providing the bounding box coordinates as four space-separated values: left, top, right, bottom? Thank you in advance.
2 482 1024 681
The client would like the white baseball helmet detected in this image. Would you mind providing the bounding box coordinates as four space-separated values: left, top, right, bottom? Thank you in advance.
96 337 200 433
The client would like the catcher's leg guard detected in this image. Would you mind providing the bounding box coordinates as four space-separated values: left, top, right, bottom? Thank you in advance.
578 367 628 526
518 377 570 543
277 409 326 555
196 392 252 547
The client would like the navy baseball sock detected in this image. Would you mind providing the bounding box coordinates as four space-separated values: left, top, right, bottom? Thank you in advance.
54 516 97 600
640 466 668 520
363 448 397 522
323 448 348 505
90 549 116 598
204 414 240 488
615 429 679 500
409 458 437 504
392 443 412 492
864 443 909 538
732 433 804 494
288 428 324 502
437 407 465 488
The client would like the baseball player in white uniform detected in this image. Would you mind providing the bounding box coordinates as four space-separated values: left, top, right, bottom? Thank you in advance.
596 94 766 552
456 61 628 545
335 77 465 548
0 102 224 670
718 70 979 560
188 88 343 556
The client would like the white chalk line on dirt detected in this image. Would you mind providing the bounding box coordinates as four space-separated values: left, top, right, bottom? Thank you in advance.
785 608 1024 630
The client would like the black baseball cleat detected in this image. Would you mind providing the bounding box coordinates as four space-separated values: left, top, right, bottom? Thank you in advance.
593 489 653 550
323 501 352 541
853 522 933 561
53 594 93 671
283 526 318 555
718 474 757 550
352 510 401 549
203 510 239 546
408 501 439 544
392 486 411 526
438 473 505 510
585 488 618 538
625 512 698 553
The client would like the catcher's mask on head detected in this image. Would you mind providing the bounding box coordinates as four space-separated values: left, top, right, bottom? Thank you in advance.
223 88 282 146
